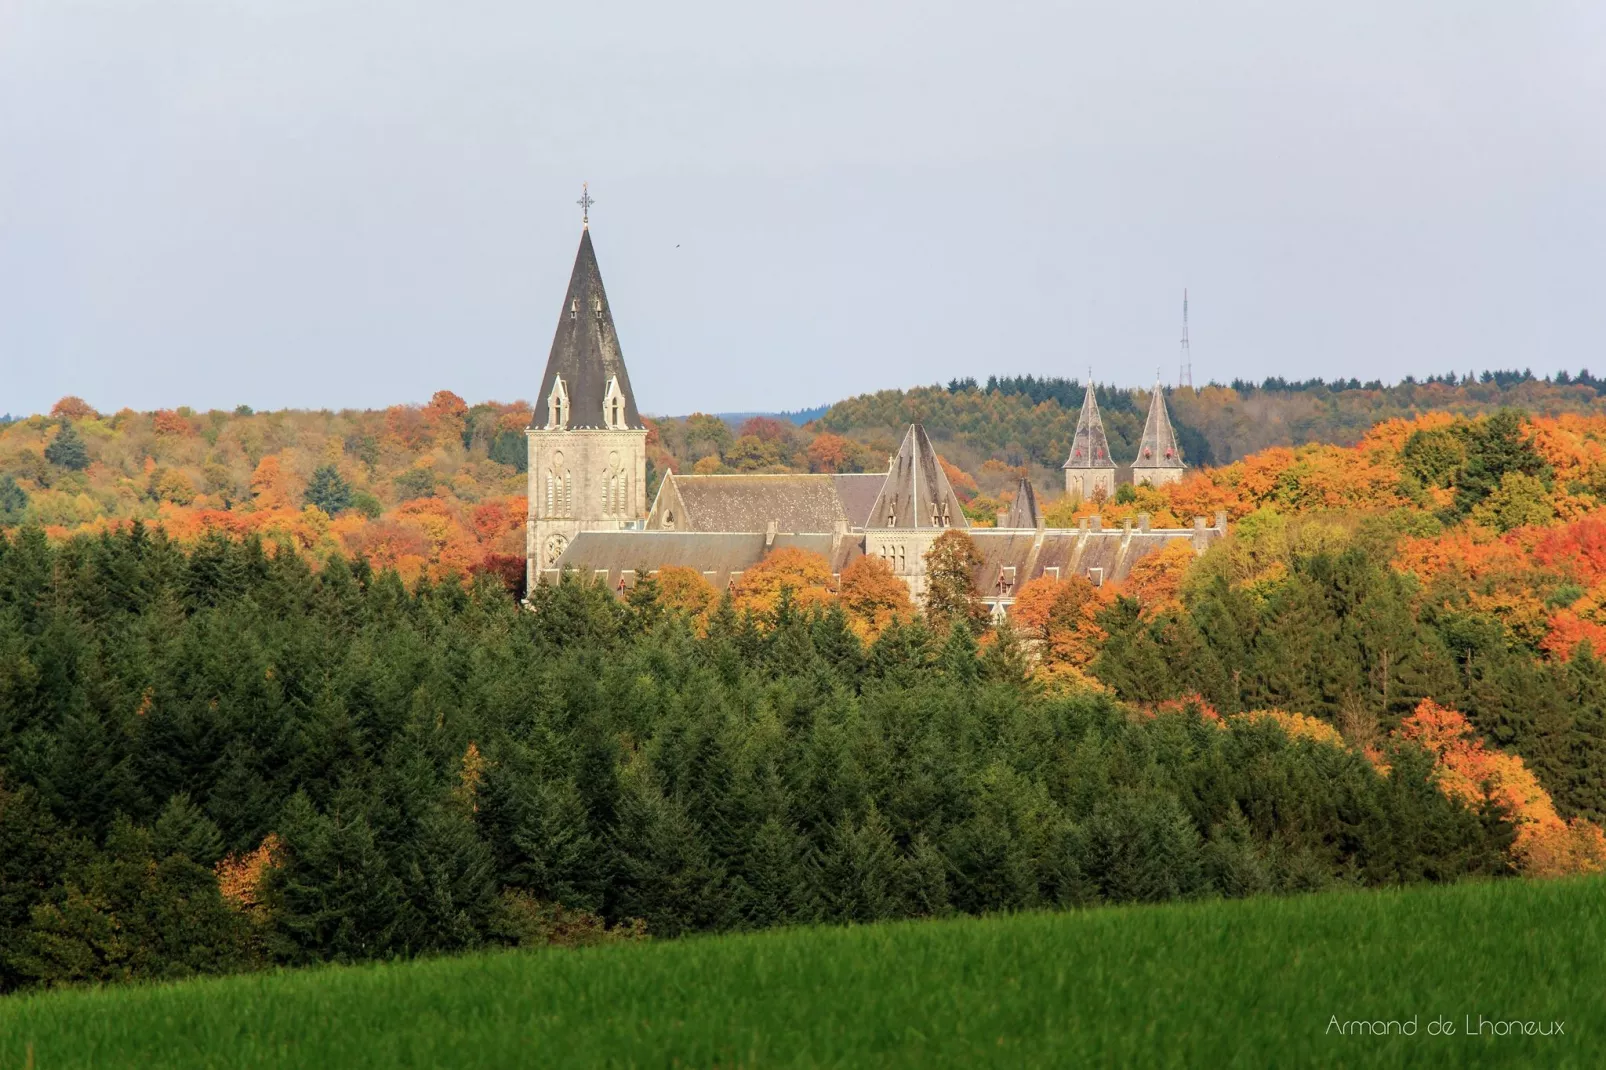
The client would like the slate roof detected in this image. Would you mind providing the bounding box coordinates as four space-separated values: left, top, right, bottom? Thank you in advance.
1063 385 1115 470
1132 381 1185 470
546 530 860 590
866 424 970 530
532 228 644 431
1002 477 1041 529
970 522 1219 594
645 473 885 533
832 473 886 528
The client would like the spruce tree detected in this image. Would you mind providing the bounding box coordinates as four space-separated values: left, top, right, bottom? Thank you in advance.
0 475 27 522
303 465 353 515
43 420 89 471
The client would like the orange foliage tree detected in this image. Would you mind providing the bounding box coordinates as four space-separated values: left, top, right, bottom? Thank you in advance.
1011 574 1106 668
807 433 856 474
215 833 284 912
1392 700 1606 877
50 396 99 420
730 547 835 617
248 456 296 511
1120 539 1196 614
837 555 913 639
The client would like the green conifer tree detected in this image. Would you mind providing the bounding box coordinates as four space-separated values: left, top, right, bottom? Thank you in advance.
43 420 89 471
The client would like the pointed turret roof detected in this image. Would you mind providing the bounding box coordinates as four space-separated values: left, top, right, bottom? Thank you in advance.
868 424 971 530
1132 380 1185 469
533 228 644 430
1003 477 1040 528
1062 383 1115 470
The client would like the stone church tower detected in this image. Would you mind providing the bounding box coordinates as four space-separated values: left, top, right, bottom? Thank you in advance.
863 424 970 600
526 222 648 591
1063 383 1117 501
1131 379 1187 487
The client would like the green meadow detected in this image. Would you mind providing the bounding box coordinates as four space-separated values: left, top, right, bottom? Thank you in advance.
2 877 1601 1069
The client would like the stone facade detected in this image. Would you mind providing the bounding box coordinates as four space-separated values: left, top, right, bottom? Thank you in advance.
527 427 648 572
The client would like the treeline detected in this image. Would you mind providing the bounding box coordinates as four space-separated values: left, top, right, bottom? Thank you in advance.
820 369 1606 478
0 526 1513 992
1092 513 1606 826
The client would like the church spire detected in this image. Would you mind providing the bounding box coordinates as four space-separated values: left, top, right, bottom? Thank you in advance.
869 424 970 530
1062 381 1113 471
533 224 643 431
1131 378 1186 478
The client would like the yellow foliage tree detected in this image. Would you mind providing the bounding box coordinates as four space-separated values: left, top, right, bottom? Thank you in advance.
655 565 719 620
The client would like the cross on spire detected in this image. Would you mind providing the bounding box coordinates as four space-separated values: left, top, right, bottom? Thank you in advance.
577 183 595 229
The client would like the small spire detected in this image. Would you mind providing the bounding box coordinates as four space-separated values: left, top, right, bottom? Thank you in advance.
1063 378 1114 471
577 182 595 229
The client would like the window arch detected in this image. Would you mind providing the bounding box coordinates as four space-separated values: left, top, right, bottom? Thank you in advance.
547 377 570 430
603 376 627 430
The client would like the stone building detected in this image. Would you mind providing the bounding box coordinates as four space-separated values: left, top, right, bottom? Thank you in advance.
527 222 1225 609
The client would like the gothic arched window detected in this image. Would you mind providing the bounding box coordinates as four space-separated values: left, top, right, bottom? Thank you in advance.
603 376 627 430
547 377 570 430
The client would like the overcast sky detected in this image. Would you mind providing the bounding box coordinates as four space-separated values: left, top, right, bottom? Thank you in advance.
2 2 1602 418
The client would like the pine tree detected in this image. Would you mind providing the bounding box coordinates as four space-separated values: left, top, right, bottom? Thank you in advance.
0 475 27 522
303 465 353 515
267 792 405 962
823 807 906 923
153 793 226 866
43 420 89 471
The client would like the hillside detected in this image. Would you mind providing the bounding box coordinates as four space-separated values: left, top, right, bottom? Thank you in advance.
2 877 1600 1069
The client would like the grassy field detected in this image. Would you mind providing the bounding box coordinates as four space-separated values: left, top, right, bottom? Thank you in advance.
1 877 1602 1069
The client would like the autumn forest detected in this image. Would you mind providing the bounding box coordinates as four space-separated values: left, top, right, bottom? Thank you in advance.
2 370 1606 991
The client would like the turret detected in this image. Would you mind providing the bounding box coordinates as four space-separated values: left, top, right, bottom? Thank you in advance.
1130 379 1187 487
1063 382 1117 502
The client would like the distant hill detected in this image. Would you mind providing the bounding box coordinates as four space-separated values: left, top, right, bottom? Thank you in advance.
648 406 831 426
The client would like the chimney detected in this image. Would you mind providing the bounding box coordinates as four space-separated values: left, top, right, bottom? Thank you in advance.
996 509 1010 528
1121 517 1132 535
1078 517 1090 533
1193 515 1207 533
1138 513 1151 533
1035 514 1046 532
1090 515 1102 532
1214 509 1228 530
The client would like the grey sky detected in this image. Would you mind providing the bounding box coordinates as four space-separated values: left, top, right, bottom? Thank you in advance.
2 2 1602 418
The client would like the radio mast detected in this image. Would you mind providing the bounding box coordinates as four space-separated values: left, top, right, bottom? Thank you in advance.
1179 289 1193 388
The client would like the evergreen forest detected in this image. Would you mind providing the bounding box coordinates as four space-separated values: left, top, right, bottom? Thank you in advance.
0 523 1539 992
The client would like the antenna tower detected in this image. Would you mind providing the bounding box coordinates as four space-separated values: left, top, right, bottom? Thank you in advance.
1179 288 1193 388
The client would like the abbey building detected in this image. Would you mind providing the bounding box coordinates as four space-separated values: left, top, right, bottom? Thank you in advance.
526 223 1224 608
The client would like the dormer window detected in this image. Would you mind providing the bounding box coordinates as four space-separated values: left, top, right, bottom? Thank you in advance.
593 296 604 320
569 299 578 321
603 376 627 430
547 377 570 430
